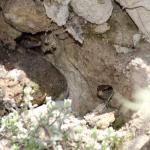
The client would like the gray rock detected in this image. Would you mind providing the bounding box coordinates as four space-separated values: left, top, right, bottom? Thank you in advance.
44 0 70 26
71 0 113 24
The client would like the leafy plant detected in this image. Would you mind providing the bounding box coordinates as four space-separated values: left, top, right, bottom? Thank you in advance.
0 97 126 150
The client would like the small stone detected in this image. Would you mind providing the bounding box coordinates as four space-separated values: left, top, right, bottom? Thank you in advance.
96 112 115 129
114 45 133 54
94 23 110 34
85 111 115 129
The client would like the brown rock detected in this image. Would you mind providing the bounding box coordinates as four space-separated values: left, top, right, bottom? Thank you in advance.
0 11 21 48
46 4 150 117
3 0 52 33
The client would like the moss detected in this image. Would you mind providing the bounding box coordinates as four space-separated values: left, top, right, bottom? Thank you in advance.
112 117 125 130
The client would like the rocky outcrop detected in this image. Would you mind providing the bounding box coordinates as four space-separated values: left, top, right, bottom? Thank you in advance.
46 5 150 116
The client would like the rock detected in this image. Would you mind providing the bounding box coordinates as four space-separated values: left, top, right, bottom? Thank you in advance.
84 111 115 129
122 134 150 150
0 12 21 39
116 0 150 43
0 11 21 49
105 3 138 48
114 45 134 54
133 33 142 47
44 0 71 26
3 0 52 33
41 32 58 54
66 13 84 43
0 0 6 9
44 1 85 43
71 0 113 24
46 4 150 117
94 23 110 34
121 102 150 150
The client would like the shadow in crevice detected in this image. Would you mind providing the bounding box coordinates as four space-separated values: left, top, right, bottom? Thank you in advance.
0 45 68 103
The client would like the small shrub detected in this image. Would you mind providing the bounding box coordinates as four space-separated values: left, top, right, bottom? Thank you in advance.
0 98 126 150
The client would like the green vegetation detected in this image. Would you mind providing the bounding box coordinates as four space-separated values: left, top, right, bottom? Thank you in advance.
112 117 125 130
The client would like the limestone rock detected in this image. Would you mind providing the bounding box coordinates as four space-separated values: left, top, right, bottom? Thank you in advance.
3 0 52 33
71 0 113 24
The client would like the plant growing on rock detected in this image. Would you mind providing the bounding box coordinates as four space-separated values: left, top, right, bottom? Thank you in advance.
0 97 126 150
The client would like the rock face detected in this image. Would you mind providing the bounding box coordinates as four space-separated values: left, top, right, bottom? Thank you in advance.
46 5 150 116
50 36 150 117
3 0 52 33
